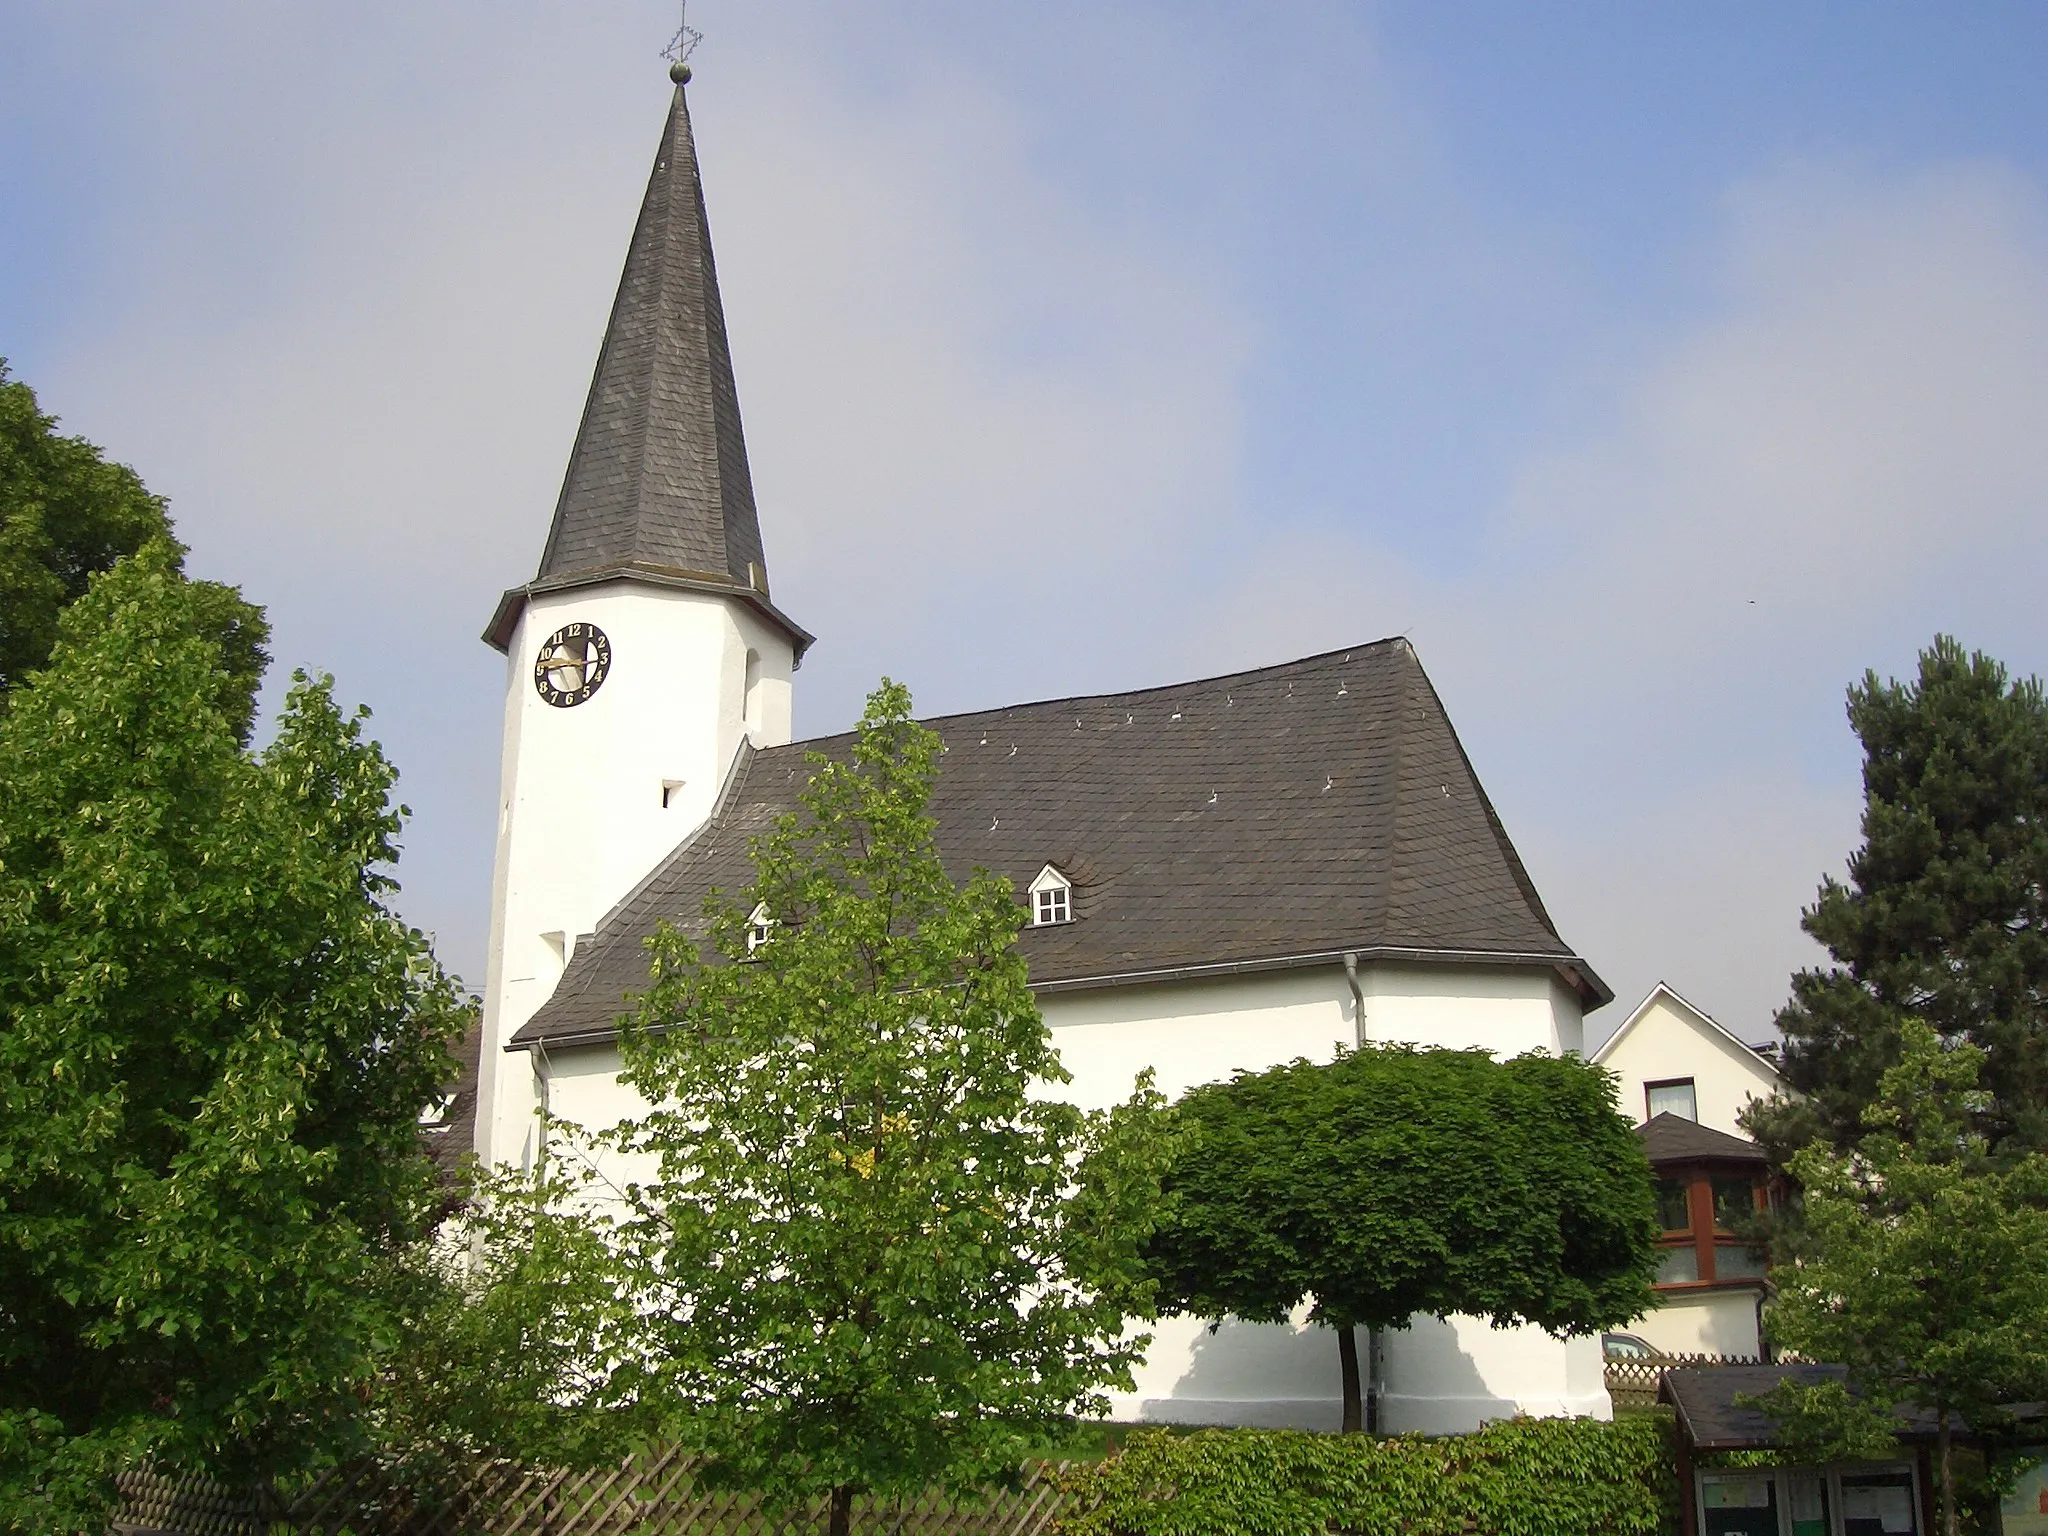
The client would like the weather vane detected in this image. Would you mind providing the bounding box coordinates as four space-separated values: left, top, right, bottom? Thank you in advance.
662 0 703 80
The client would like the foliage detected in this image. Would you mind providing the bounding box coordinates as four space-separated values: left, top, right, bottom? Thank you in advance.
1142 1043 1660 1430
0 362 268 718
536 681 1173 1535
361 1149 666 1481
0 546 467 1533
1749 1019 2048 1536
1054 1417 1678 1536
1747 637 2048 1163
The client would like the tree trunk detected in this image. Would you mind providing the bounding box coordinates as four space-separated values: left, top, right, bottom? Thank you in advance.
828 1483 855 1536
1337 1324 1363 1433
1364 1328 1379 1434
1938 1417 1957 1536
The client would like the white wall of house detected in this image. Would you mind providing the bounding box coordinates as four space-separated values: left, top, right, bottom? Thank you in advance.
478 580 793 1172
522 933 1606 1432
1631 1289 1764 1358
1593 985 1781 1136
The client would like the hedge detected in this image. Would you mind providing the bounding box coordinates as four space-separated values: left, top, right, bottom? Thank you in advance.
1054 1415 1678 1536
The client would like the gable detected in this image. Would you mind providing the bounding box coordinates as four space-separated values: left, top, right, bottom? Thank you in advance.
514 638 1605 1048
1595 984 1784 1135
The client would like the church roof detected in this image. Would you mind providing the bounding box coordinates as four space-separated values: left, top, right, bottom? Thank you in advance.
484 78 809 656
512 638 1609 1051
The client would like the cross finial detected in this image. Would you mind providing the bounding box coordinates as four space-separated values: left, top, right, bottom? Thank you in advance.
663 1 703 84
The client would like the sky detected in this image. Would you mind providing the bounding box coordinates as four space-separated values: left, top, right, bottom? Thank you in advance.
5 3 2048 1044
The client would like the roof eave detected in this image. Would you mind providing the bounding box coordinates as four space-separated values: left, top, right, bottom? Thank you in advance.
484 564 815 661
507 942 1609 1053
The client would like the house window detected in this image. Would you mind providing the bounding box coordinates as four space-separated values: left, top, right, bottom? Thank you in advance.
1655 1178 1693 1231
1715 1243 1770 1281
1646 1077 1698 1121
743 649 763 735
1653 1166 1772 1290
1713 1175 1758 1230
1027 865 1074 925
1657 1245 1701 1285
745 903 775 957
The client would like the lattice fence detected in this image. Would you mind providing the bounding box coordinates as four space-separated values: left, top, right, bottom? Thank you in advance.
1604 1353 1764 1410
112 1451 1075 1536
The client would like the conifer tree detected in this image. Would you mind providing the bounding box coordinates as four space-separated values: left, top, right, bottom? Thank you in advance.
1746 637 2048 1162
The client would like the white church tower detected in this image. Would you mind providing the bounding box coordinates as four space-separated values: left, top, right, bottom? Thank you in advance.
475 64 812 1167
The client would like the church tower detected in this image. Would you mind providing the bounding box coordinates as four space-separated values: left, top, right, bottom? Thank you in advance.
475 64 811 1167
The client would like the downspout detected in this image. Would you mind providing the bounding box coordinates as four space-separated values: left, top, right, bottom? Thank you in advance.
1342 952 1379 1433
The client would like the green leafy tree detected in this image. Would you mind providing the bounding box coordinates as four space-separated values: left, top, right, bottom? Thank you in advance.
0 545 467 1533
0 362 267 715
584 681 1171 1536
1749 1019 2048 1536
1747 637 2048 1163
363 1156 664 1483
1143 1044 1661 1433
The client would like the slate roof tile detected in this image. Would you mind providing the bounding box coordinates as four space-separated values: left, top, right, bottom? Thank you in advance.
513 638 1606 1049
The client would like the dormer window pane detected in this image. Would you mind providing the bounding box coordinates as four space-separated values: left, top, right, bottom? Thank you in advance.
1035 886 1070 925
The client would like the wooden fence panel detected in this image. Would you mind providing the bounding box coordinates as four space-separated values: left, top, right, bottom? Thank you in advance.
1604 1352 1763 1410
112 1457 1078 1536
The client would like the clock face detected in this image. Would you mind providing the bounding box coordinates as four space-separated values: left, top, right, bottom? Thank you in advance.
533 623 612 707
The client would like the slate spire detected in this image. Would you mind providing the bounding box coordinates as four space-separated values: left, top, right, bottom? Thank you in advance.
535 71 766 589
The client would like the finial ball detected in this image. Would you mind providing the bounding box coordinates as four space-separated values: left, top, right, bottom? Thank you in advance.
669 61 692 85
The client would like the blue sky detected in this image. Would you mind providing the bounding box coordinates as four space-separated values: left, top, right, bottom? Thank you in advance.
6 3 2048 1040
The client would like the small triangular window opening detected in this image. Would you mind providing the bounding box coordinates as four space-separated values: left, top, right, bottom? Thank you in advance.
745 903 776 957
1028 865 1073 926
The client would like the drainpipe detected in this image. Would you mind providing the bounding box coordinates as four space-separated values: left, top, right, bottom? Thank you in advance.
1341 952 1379 1432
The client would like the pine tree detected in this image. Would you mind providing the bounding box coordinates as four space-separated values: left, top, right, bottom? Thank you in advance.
1747 637 2048 1162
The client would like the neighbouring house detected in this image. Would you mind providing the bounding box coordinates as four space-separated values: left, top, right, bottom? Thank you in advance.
1662 1364 1949 1536
1595 984 1787 1359
1594 982 1784 1138
469 65 1617 1436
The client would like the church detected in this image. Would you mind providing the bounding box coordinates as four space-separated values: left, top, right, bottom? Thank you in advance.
473 64 1617 1435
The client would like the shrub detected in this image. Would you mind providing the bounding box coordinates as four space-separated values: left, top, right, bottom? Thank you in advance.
1055 1416 1677 1536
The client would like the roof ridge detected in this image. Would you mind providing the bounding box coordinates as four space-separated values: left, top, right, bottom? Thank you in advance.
757 638 1420 755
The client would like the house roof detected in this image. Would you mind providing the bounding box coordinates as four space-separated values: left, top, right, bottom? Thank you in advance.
425 1012 482 1179
1661 1364 1951 1450
1592 980 1781 1078
511 637 1609 1050
1637 1112 1770 1166
484 77 809 657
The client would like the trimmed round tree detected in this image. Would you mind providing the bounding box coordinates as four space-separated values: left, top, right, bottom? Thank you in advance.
1144 1043 1660 1432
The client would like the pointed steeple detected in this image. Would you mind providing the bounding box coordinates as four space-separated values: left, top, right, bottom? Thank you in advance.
486 68 808 656
543 73 762 583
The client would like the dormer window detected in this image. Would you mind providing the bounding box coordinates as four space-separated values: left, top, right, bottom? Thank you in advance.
746 903 776 956
1028 865 1074 926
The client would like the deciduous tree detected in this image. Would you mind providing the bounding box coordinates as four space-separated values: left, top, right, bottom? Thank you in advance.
582 682 1170 1536
0 363 266 713
1749 1020 2048 1536
0 545 466 1533
1143 1044 1660 1433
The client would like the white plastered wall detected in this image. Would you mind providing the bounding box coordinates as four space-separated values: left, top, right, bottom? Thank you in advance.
1043 960 1607 1433
1595 989 1782 1137
1630 1289 1763 1358
476 580 793 1170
